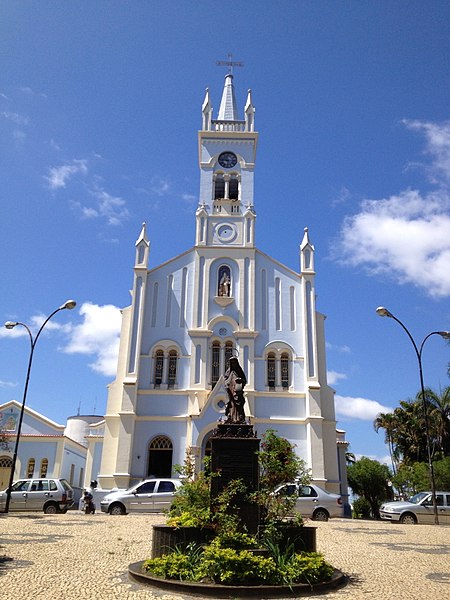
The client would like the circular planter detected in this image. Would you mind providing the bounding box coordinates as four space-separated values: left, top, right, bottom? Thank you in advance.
152 525 215 558
129 561 347 598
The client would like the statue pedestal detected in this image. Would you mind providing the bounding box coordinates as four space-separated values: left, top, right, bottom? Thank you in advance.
210 423 260 533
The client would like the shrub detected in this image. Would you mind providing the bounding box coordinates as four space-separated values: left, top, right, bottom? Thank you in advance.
143 543 203 581
352 497 372 519
199 540 278 585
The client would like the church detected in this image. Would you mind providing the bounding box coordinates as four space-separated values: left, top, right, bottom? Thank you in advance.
95 72 348 499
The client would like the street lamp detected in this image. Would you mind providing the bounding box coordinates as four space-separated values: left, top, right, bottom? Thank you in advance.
376 306 450 525
3 300 76 513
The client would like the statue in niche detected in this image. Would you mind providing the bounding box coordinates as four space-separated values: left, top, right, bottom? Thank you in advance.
224 357 247 423
218 272 231 297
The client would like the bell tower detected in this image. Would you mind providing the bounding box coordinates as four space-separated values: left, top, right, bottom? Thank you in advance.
196 73 258 249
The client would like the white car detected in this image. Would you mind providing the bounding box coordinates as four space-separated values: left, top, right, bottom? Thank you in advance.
100 478 182 515
380 491 450 524
0 478 74 514
275 483 344 521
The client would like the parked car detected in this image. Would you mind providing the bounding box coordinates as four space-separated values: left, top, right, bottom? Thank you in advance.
274 482 344 521
100 478 182 515
0 478 74 514
380 491 450 524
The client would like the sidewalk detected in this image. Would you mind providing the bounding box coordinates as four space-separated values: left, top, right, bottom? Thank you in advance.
1 513 449 599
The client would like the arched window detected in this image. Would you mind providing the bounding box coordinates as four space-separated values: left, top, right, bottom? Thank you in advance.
281 352 290 388
154 350 164 387
148 435 173 478
167 350 178 389
40 458 48 478
225 341 234 368
229 176 239 200
217 265 231 297
267 353 276 390
27 458 35 479
211 341 221 387
0 456 12 490
214 174 225 199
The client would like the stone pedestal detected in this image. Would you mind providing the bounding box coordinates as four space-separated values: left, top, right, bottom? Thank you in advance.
210 422 260 533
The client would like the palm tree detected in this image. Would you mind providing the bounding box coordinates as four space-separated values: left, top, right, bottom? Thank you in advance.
418 386 450 458
374 411 398 475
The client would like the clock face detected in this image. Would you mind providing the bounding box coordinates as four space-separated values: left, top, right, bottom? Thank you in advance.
218 152 237 169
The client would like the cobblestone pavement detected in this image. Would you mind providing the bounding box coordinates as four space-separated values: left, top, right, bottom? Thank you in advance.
1 512 449 599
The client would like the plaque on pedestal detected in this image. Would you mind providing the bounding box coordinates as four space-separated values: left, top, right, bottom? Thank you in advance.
210 422 260 533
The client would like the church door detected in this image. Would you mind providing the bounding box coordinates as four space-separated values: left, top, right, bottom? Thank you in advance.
147 436 173 478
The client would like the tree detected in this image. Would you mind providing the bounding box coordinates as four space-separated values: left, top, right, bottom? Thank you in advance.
420 386 450 458
373 411 398 474
347 457 392 519
257 429 309 492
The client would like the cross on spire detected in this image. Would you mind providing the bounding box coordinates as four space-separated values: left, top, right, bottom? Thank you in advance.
216 53 244 75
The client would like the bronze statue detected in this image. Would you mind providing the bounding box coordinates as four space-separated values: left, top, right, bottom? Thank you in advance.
224 357 247 423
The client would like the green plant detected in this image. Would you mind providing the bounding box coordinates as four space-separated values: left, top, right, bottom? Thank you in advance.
167 451 213 528
347 456 393 518
252 429 311 526
143 542 204 581
282 552 334 586
258 429 310 492
199 539 278 585
352 496 372 519
213 530 258 550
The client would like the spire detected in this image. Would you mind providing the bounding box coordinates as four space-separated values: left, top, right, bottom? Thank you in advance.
217 74 239 121
135 222 148 246
244 89 255 132
202 88 212 131
135 222 150 268
300 227 315 272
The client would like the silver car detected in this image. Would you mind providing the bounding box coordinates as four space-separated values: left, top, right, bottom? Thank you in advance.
0 478 74 514
380 491 450 524
100 478 182 515
275 482 344 521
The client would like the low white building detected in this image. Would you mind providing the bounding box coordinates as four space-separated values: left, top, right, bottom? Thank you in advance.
0 400 101 502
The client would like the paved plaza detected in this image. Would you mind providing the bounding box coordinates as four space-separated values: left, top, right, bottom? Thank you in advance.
1 512 449 599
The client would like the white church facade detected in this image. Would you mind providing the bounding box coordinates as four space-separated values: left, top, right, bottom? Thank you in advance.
97 73 348 500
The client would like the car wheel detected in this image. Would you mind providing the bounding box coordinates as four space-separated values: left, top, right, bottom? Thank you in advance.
44 503 58 515
313 509 329 521
400 512 417 524
109 503 126 515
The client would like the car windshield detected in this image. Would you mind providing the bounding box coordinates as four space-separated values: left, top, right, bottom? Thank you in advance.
408 492 430 504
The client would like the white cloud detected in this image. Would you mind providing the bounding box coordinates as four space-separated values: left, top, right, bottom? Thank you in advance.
1 111 29 126
63 302 121 377
90 188 129 225
0 380 17 388
331 186 351 207
335 395 393 421
335 120 450 298
20 86 47 99
151 178 170 196
327 370 348 385
326 342 351 353
44 159 88 189
71 187 129 226
336 189 450 298
403 119 450 183
354 453 392 466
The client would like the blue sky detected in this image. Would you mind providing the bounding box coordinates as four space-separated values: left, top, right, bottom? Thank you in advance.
1 1 449 465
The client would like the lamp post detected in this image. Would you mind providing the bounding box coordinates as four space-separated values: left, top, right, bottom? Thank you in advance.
376 306 450 525
3 300 76 514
